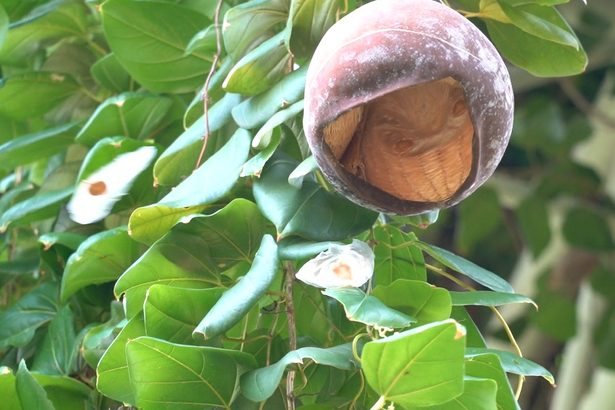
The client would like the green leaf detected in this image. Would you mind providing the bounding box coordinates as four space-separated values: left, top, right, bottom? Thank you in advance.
372 279 452 323
417 242 514 293
32 374 91 410
185 24 217 54
0 2 88 65
465 353 520 410
456 188 502 253
126 336 256 409
75 93 174 145
144 286 225 344
241 344 356 402
373 226 426 285
130 129 252 244
286 0 338 58
16 361 55 410
362 320 466 407
223 30 293 96
466 348 555 385
0 5 8 49
498 3 579 48
254 156 378 241
323 287 415 329
82 301 126 368
96 315 145 404
154 92 242 186
0 122 79 170
0 281 59 348
232 66 307 130
101 0 212 93
60 226 140 302
118 199 271 316
450 291 537 308
426 377 498 410
288 155 317 188
39 232 86 252
252 99 304 149
240 128 281 177
278 238 339 260
31 305 76 375
499 0 570 8
562 206 614 251
0 188 72 232
517 195 551 257
90 53 132 93
222 0 289 62
0 369 23 410
194 234 279 339
485 20 587 77
0 72 80 120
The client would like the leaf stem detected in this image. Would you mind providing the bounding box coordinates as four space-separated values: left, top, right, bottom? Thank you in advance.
284 261 298 410
425 262 525 399
370 396 386 410
195 0 224 169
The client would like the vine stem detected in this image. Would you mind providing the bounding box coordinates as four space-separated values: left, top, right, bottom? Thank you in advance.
195 0 224 169
284 262 298 410
425 262 525 399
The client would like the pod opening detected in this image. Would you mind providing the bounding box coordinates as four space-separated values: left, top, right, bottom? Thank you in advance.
323 77 475 203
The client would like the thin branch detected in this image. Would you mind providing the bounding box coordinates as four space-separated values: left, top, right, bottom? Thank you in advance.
284 262 298 410
195 0 224 169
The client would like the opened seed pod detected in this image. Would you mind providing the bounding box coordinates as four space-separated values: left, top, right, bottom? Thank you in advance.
303 0 514 215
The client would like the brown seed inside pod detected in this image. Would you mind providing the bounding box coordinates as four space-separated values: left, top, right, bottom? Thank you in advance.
323 77 474 202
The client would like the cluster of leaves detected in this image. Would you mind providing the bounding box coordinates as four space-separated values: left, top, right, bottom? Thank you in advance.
0 0 589 409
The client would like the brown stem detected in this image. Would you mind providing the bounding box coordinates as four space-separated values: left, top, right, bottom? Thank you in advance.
284 262 297 410
195 0 224 169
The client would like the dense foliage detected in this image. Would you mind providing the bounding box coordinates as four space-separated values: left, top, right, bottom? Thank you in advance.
1 0 611 409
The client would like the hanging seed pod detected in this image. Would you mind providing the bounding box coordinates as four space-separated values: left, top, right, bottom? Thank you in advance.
303 0 514 215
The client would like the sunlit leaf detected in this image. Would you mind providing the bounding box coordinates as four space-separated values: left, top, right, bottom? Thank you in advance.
466 347 555 385
372 279 451 323
465 353 520 410
16 361 55 410
450 291 536 308
373 226 426 285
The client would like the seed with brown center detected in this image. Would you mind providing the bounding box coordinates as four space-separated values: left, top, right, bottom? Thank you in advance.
88 181 107 196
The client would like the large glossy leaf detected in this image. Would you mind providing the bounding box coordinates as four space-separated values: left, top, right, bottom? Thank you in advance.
0 370 23 410
252 99 303 149
0 122 79 170
498 2 579 48
253 157 378 240
126 336 256 409
286 0 338 58
428 377 498 410
32 374 92 410
0 188 72 232
466 348 555 385
101 0 212 93
485 19 587 77
361 320 466 407
144 285 225 344
90 53 132 93
16 361 55 410
450 291 536 308
0 281 59 348
0 72 80 120
465 353 520 410
373 226 426 285
240 128 281 177
118 199 271 316
154 92 241 186
31 306 76 375
277 238 339 260
241 344 356 402
222 0 289 62
372 279 451 323
194 234 279 339
323 288 415 329
223 30 293 96
60 226 140 302
232 66 306 129
130 129 251 244
417 242 514 293
0 1 88 65
75 93 174 145
96 315 145 404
